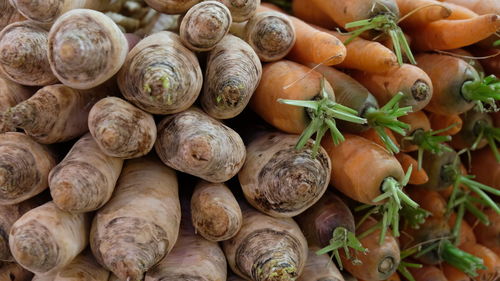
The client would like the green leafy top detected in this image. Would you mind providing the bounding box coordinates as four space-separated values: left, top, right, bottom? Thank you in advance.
462 73 500 112
278 78 367 157
470 118 500 162
316 227 367 270
398 247 423 281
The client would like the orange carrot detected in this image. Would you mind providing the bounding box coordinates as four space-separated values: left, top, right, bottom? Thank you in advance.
444 2 478 20
397 111 432 152
409 265 448 281
396 153 429 184
460 242 500 281
449 214 477 246
351 64 433 112
450 111 498 154
428 112 463 136
358 128 399 151
409 14 500 51
291 0 337 29
396 0 452 28
470 147 500 189
442 262 471 281
441 0 500 15
473 208 500 257
386 272 401 281
407 188 447 217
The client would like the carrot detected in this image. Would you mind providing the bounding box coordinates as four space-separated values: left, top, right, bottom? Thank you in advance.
54 250 110 281
428 112 463 136
342 217 401 281
0 262 33 281
49 133 123 213
218 0 259 22
409 265 448 281
322 134 418 244
460 242 500 281
351 64 433 112
238 131 331 217
396 153 429 184
250 60 366 155
3 84 109 144
0 1 24 30
416 53 500 115
9 201 90 275
296 191 366 270
297 246 344 281
155 108 245 183
201 34 262 119
144 0 201 14
441 0 500 15
444 3 478 20
118 31 203 115
179 1 231 51
451 111 500 161
397 111 431 152
191 180 242 242
0 132 56 205
468 47 500 77
90 157 181 281
222 202 308 281
291 0 337 29
230 10 296 62
313 64 411 154
47 9 128 90
145 209 227 281
449 214 477 246
0 21 58 86
88 97 157 159
407 188 447 217
396 0 452 28
358 127 400 151
442 262 471 281
9 0 118 24
409 14 500 51
473 208 500 257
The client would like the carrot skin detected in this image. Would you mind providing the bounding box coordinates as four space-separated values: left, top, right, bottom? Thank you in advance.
472 208 500 257
396 153 429 184
442 262 471 281
459 242 500 280
409 265 448 281
291 0 337 29
428 112 463 136
396 0 452 28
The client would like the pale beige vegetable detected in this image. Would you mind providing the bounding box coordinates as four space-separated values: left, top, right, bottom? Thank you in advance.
144 0 201 14
90 157 181 281
0 262 33 281
32 273 58 281
201 34 262 119
54 251 110 281
0 132 56 205
216 0 260 22
191 180 242 242
0 77 33 132
227 274 246 281
297 246 344 281
88 97 157 159
48 9 128 89
0 0 24 30
230 10 295 62
9 201 90 275
0 21 58 86
2 84 108 144
155 107 246 183
179 1 231 52
118 31 202 115
145 211 227 281
238 132 331 218
49 133 124 213
222 203 308 281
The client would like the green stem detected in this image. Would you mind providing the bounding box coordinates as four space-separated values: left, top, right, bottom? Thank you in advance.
461 73 500 110
406 128 453 170
316 227 367 270
440 240 486 277
451 203 465 245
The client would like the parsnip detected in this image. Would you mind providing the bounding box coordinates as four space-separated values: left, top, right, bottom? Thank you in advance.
54 250 110 281
88 97 156 159
144 0 201 14
9 202 90 275
0 0 24 30
49 133 124 213
155 108 246 183
0 133 56 205
0 262 33 281
216 0 259 22
297 246 344 281
90 157 181 281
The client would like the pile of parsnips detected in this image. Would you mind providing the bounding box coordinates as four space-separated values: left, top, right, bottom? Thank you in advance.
0 0 499 281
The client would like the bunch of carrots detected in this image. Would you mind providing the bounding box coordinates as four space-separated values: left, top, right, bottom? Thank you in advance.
0 0 498 280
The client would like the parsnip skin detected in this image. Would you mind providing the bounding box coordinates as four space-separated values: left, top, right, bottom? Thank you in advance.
88 97 157 159
0 0 24 30
144 0 201 14
145 212 227 281
155 108 246 183
0 132 56 205
223 203 308 281
33 273 58 281
201 34 262 119
191 181 242 242
48 9 128 90
118 31 203 115
216 0 259 22
0 262 33 281
90 157 181 281
297 246 344 281
54 251 110 281
239 132 331 218
0 77 33 112
3 84 108 144
9 202 90 275
49 133 124 213
0 21 58 86
180 1 232 52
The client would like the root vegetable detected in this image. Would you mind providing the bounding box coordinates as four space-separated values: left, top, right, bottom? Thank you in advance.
297 246 344 281
0 262 33 281
155 107 245 183
54 251 109 281
49 133 124 213
88 97 156 159
0 0 24 30
9 201 90 275
144 0 201 14
216 0 259 22
90 157 181 281
118 31 203 115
